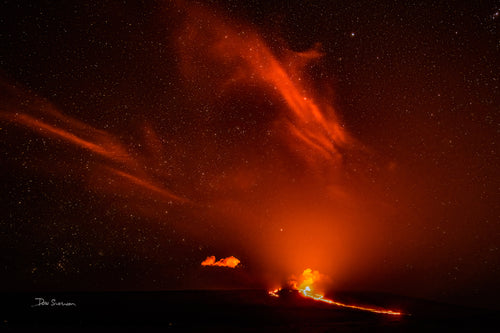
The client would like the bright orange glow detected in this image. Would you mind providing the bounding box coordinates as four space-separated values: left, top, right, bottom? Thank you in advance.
269 268 403 316
201 255 240 268
294 268 324 291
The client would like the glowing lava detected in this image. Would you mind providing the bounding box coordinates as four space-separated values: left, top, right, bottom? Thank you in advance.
201 256 240 268
270 269 403 316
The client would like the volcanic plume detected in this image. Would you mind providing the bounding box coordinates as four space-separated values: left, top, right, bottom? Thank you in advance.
172 1 382 290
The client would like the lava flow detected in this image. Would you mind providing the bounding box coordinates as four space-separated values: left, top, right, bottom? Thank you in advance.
269 269 403 316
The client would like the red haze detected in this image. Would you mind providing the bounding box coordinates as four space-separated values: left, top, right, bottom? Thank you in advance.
0 2 396 293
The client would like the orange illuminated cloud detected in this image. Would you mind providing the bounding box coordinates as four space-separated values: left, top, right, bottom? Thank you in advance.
201 255 240 268
7 113 131 163
106 167 190 204
177 4 351 165
0 83 188 205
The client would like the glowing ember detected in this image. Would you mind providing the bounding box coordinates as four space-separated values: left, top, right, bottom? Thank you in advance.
201 255 240 268
270 269 403 316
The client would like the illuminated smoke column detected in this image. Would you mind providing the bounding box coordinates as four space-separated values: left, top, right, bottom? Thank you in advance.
174 2 385 289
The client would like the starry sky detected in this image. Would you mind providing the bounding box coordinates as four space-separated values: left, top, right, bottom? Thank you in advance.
0 0 498 309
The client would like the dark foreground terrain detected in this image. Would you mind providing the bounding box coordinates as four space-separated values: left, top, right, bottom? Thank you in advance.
1 290 497 332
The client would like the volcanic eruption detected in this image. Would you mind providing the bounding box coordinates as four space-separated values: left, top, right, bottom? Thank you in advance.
270 268 402 316
1 2 497 327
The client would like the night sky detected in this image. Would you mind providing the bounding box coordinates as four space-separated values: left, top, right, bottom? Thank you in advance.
1 0 498 309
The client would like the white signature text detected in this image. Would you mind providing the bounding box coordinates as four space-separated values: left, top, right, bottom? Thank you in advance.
31 297 77 307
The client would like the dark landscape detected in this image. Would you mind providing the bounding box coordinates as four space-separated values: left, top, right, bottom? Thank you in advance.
2 290 498 332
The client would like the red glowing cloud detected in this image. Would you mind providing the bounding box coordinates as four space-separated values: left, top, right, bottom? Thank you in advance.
0 82 189 207
176 3 351 167
6 113 130 163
